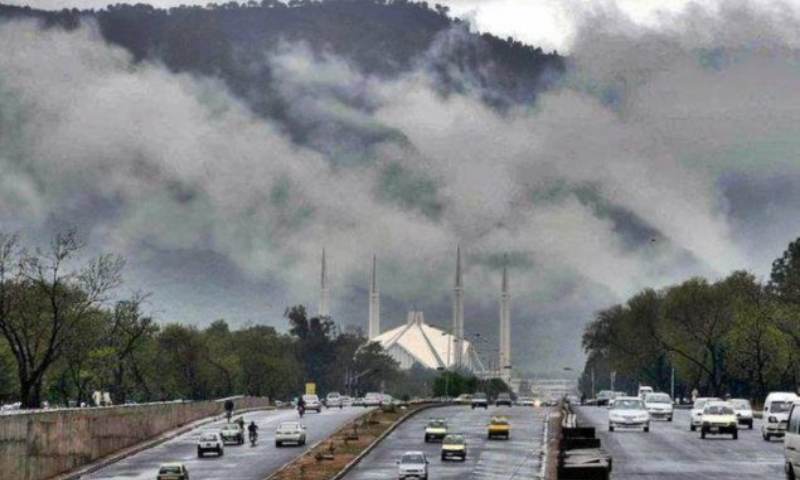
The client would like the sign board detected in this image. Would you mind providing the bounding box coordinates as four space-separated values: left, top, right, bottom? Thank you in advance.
305 382 316 395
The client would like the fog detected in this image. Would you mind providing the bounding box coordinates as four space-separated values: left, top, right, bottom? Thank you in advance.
1 1 800 371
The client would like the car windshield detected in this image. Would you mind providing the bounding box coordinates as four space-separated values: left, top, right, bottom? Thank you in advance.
694 399 709 409
491 418 508 425
612 399 644 410
474 393 487 399
159 466 182 474
771 401 793 413
200 434 217 441
704 405 734 415
444 435 464 444
401 454 425 464
427 420 446 428
731 400 751 410
645 394 670 404
222 425 239 431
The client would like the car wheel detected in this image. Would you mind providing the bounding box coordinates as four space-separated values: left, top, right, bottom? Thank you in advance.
701 429 706 439
276 441 282 447
441 454 447 461
668 416 673 422
733 430 738 440
788 463 796 480
690 424 696 432
219 448 224 456
197 449 203 458
644 425 650 433
749 421 753 430
609 425 614 432
764 433 772 441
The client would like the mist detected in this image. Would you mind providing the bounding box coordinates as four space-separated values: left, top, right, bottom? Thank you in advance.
1 1 800 372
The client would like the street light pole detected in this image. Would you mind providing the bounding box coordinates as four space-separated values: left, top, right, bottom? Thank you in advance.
671 366 675 400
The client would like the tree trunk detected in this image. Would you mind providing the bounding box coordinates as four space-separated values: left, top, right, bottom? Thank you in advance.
20 378 43 409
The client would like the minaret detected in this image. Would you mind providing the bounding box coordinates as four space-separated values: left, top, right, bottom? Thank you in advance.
452 246 464 368
319 248 330 318
499 255 511 381
368 254 380 340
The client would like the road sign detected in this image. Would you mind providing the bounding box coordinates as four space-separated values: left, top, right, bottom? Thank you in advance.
305 382 316 395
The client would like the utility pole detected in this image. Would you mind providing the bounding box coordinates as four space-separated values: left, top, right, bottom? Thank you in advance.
611 371 616 392
592 369 596 398
671 367 675 400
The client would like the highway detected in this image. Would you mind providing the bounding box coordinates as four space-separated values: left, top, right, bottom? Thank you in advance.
84 406 368 480
577 406 785 479
340 405 546 480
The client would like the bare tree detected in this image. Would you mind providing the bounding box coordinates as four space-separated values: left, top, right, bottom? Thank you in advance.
0 231 124 408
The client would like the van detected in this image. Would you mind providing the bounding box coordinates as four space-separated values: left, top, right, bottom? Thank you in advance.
783 397 800 478
763 392 798 441
638 386 654 399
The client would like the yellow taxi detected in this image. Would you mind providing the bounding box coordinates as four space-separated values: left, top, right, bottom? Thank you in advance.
700 401 738 440
424 419 448 443
487 415 510 440
441 434 467 461
156 463 189 480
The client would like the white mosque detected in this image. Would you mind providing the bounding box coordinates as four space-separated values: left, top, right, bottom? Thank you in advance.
317 247 513 381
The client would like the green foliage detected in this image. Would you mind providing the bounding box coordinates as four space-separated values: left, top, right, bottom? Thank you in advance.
582 238 800 402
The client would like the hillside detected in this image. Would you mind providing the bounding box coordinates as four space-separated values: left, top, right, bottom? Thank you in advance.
0 0 564 112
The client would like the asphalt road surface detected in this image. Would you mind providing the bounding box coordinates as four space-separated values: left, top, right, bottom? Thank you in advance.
577 407 785 479
84 406 369 480
340 405 546 480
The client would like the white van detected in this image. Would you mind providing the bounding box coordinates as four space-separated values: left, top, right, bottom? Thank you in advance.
763 392 798 441
783 398 800 478
638 386 654 400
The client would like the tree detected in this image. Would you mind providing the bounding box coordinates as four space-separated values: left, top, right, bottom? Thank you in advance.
105 294 157 403
0 231 124 408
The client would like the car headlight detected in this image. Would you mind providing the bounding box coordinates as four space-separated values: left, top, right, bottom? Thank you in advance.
769 416 778 423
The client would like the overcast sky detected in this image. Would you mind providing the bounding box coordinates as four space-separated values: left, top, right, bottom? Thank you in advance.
2 0 755 51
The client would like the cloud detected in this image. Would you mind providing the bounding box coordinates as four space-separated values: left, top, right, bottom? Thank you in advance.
3 2 800 371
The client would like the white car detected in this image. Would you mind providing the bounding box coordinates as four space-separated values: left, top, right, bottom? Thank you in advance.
196 432 223 457
730 398 753 429
783 398 800 478
341 395 353 406
608 397 650 432
275 421 307 447
302 394 322 413
690 397 720 432
364 392 383 407
644 393 674 422
763 392 798 441
397 451 429 480
326 392 343 409
638 386 654 399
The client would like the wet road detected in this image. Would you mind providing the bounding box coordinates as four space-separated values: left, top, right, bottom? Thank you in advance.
84 406 369 480
577 407 785 479
341 405 546 480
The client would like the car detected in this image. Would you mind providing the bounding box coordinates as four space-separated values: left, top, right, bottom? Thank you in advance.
275 421 306 447
219 424 244 445
596 390 615 406
700 401 738 440
157 463 189 480
341 395 353 407
730 398 754 429
638 386 654 400
196 432 223 457
364 392 384 407
608 397 650 432
763 392 798 441
302 394 323 413
441 434 467 461
783 398 800 479
471 392 489 409
690 397 721 432
495 393 513 407
352 397 365 407
326 392 343 409
487 415 510 440
454 394 473 405
397 451 429 480
644 393 674 422
424 419 448 442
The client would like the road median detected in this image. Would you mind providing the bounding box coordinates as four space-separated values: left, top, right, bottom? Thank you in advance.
266 403 444 480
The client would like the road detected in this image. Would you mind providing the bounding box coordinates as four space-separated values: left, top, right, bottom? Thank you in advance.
84 406 368 480
577 406 785 479
340 405 546 480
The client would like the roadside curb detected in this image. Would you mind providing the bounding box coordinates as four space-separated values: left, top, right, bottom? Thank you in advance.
56 406 276 480
328 403 447 480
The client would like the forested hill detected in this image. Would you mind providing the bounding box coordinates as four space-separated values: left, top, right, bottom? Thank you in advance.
0 0 564 108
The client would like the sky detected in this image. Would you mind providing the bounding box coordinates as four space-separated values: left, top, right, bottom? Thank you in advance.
2 0 800 372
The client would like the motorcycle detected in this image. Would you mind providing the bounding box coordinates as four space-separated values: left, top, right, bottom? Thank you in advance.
298 405 305 418
249 431 258 446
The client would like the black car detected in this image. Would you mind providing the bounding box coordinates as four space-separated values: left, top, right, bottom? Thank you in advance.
495 393 513 407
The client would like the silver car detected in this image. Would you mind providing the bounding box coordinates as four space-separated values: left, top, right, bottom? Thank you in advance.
397 451 428 480
275 421 306 447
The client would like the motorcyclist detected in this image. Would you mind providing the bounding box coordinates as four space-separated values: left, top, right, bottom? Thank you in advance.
297 395 306 417
247 421 258 443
